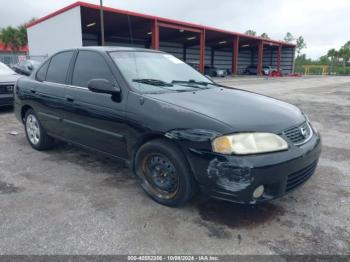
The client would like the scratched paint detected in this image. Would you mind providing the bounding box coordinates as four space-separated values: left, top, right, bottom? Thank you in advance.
207 158 253 192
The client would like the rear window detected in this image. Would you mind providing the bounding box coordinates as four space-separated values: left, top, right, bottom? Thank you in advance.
46 51 74 84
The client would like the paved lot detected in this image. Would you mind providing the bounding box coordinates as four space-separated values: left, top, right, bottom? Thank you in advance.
0 76 349 255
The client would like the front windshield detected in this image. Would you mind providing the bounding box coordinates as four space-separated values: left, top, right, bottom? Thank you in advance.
0 62 15 75
110 51 217 93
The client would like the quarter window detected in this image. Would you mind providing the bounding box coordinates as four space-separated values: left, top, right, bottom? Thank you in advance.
46 51 74 84
36 60 49 82
72 51 114 88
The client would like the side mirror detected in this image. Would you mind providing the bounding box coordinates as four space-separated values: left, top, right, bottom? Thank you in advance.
88 79 120 95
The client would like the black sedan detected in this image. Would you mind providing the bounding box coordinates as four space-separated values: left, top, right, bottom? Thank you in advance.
14 47 321 207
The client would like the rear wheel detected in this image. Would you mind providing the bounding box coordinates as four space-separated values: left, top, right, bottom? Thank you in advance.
134 139 196 207
24 109 54 150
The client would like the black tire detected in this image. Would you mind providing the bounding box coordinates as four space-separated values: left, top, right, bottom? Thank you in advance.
24 109 54 150
134 139 197 207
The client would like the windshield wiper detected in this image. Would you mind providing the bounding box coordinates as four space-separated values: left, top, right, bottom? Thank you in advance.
133 78 173 87
171 79 215 87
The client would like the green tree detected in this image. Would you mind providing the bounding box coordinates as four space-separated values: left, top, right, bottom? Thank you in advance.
260 33 269 39
327 48 338 73
245 30 256 36
319 55 329 64
284 32 295 43
296 36 307 56
0 26 22 51
0 18 34 52
327 48 338 60
18 24 28 47
338 46 350 67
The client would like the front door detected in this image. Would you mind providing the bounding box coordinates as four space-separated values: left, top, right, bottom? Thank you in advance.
63 50 129 159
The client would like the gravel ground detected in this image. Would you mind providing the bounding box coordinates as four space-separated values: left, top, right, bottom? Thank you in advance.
0 76 349 255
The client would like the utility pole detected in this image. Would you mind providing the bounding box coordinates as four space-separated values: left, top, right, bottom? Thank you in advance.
100 0 105 46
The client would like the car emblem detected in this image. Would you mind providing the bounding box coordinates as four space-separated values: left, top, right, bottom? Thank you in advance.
300 127 307 138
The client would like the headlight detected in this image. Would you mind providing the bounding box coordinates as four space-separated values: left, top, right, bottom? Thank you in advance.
212 133 288 155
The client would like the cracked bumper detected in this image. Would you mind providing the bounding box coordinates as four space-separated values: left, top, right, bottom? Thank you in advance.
186 133 322 204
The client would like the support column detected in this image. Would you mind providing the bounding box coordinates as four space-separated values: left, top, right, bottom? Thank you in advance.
277 44 282 71
151 20 159 50
257 40 264 75
199 30 206 73
183 44 187 62
210 47 215 67
232 36 239 75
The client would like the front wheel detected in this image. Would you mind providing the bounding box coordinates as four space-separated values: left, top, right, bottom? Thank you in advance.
134 139 197 207
24 109 55 150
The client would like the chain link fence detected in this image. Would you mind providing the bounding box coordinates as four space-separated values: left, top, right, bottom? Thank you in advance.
0 54 48 67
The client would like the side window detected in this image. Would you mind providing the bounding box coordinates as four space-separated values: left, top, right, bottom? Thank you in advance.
36 60 49 82
46 51 74 84
72 51 114 88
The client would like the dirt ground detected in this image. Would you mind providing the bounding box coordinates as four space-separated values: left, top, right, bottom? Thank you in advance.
0 76 349 255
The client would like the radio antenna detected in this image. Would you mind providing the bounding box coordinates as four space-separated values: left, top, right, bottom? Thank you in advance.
100 0 105 46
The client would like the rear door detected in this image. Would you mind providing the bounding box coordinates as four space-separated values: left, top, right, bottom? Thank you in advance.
63 50 129 159
34 51 75 137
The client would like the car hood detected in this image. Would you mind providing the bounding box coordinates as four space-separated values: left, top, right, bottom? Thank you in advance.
0 73 21 83
147 87 305 133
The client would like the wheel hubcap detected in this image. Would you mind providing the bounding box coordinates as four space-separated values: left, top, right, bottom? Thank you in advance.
141 154 179 199
26 114 40 145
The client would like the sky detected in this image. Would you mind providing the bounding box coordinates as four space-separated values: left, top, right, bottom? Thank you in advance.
0 0 349 59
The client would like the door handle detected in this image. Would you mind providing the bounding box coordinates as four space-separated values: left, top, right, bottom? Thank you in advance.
66 96 74 102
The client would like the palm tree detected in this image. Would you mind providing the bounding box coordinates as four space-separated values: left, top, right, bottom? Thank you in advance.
296 36 306 57
338 46 350 67
0 26 22 52
18 24 28 47
284 32 295 43
245 30 256 36
327 48 338 73
0 20 31 52
260 33 270 39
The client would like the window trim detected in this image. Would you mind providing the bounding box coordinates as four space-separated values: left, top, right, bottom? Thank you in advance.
38 50 75 85
35 58 50 82
70 50 116 88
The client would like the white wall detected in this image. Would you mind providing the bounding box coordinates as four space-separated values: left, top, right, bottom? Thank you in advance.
27 7 82 56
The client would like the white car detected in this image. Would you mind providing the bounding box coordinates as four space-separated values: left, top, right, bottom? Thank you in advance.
0 62 21 107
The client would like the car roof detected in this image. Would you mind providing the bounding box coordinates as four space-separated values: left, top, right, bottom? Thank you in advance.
59 46 163 54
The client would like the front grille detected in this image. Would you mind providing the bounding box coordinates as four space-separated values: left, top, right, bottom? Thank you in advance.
0 84 14 94
284 122 312 145
286 161 318 192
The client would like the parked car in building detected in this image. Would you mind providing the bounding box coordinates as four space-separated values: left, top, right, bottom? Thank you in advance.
262 66 278 76
187 61 200 72
13 59 41 76
244 65 278 75
14 47 321 207
0 61 21 107
243 65 257 75
204 66 228 77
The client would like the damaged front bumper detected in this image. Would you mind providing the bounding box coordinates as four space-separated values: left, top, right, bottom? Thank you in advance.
186 132 322 204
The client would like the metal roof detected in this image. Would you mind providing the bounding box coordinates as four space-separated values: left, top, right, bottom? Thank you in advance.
26 1 296 47
77 46 162 52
